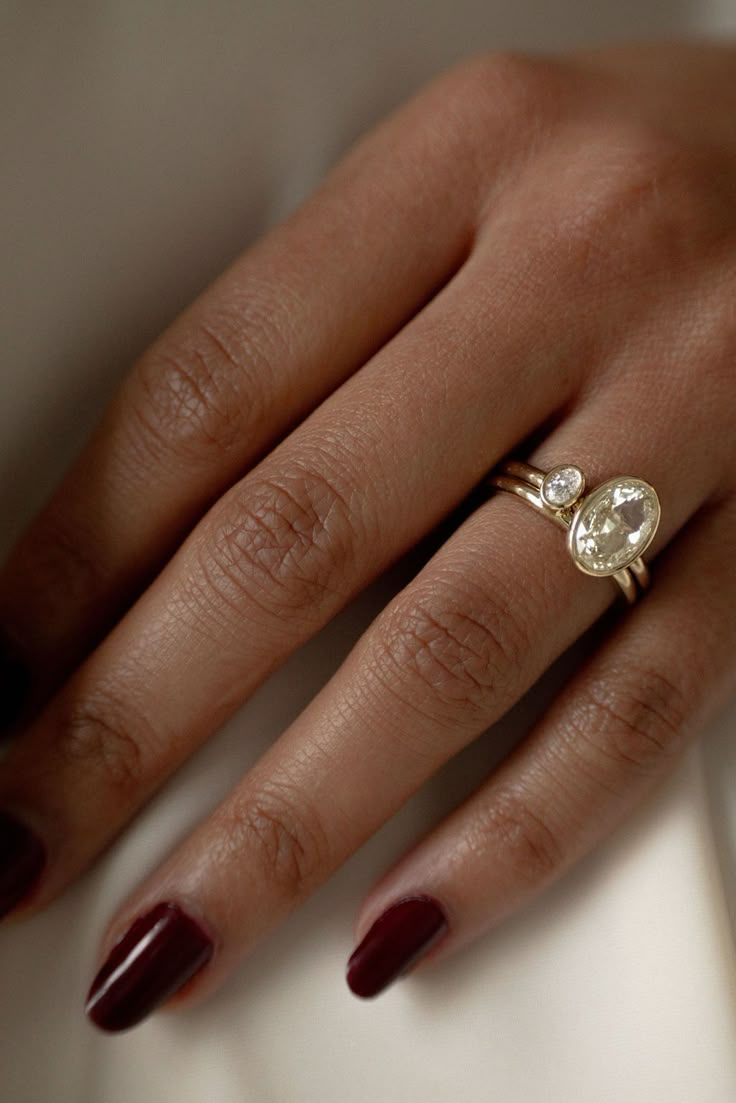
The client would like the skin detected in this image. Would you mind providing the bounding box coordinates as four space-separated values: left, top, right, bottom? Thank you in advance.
1 37 736 1019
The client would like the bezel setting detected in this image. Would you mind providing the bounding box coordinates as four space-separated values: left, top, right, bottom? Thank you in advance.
540 464 586 510
567 476 661 577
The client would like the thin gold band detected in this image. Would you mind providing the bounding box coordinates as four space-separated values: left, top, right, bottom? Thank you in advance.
488 461 654 605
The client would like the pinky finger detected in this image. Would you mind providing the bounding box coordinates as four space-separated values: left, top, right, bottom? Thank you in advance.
346 495 736 997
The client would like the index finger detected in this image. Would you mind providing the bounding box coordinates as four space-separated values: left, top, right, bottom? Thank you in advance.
0 58 495 728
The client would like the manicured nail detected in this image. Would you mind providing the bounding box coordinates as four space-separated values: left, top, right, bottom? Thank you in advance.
346 895 449 998
85 902 215 1032
0 632 31 733
0 811 46 918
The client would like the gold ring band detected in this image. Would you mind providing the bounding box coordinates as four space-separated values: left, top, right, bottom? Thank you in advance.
488 461 661 605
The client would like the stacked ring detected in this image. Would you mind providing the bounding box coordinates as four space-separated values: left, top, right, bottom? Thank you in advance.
488 461 661 604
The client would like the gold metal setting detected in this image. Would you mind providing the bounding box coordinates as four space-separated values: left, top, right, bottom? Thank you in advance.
488 460 661 604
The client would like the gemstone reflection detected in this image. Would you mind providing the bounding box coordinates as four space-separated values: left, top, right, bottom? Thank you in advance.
541 465 584 509
569 478 660 575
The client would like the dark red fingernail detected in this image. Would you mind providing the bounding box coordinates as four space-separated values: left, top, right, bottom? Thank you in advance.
0 811 46 918
85 902 215 1032
0 632 32 734
346 895 449 998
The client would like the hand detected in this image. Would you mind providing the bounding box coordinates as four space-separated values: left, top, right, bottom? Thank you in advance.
1 37 735 1033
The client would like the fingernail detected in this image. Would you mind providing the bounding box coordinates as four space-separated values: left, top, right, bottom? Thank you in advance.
346 895 449 998
0 811 46 918
0 632 32 733
85 902 215 1032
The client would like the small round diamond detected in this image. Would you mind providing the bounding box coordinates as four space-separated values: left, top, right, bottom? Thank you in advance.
541 465 585 509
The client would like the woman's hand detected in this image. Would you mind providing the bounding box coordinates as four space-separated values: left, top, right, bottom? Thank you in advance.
1 37 735 1032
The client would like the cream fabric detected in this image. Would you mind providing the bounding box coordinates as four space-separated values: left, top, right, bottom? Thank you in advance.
1 4 735 1101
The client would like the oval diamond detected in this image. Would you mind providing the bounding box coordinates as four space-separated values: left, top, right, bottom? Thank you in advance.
568 477 660 576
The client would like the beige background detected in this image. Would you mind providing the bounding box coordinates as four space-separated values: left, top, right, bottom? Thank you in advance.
1 3 736 1101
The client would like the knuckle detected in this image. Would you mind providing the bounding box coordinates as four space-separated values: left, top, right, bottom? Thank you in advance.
568 664 688 779
54 692 146 792
550 123 728 281
444 49 566 130
201 462 356 623
130 309 267 464
371 575 522 727
232 781 329 898
482 791 564 883
20 506 105 609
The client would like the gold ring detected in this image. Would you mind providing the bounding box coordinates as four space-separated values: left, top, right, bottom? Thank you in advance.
487 461 661 604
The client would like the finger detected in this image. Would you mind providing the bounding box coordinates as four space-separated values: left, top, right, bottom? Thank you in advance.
1 97 726 919
346 494 736 997
79 390 717 1029
0 197 583 924
1 88 730 926
0 58 489 728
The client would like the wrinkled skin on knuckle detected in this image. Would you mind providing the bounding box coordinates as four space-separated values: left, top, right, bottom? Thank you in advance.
8 504 106 621
201 465 356 623
52 691 148 796
479 789 565 885
371 576 522 727
564 664 689 782
128 308 268 466
228 781 330 900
